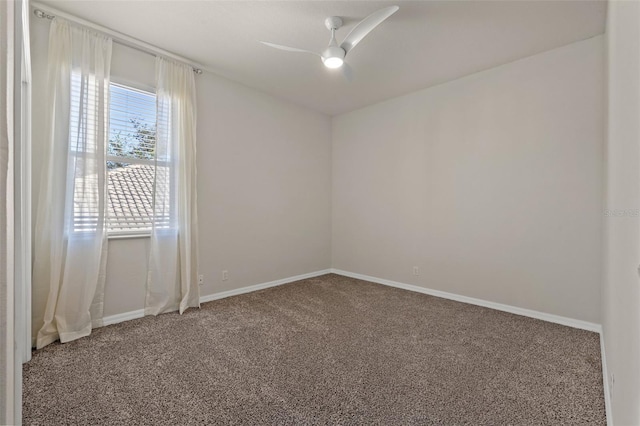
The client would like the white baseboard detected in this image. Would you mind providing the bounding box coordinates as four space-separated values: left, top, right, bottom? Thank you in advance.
600 331 613 426
330 269 602 333
102 309 146 326
103 268 601 333
101 269 332 326
199 269 332 303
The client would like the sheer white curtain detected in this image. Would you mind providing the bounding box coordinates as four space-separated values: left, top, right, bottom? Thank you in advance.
32 19 111 349
145 58 199 315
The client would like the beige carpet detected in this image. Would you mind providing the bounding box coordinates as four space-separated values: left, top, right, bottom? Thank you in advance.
23 274 605 425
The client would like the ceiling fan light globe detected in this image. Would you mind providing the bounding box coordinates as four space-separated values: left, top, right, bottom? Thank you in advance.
323 56 344 69
321 46 345 69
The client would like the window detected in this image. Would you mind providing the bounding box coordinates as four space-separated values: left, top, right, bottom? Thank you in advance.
107 83 157 235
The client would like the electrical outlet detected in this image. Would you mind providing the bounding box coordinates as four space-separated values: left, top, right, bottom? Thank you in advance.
413 266 420 276
222 270 229 281
198 274 204 286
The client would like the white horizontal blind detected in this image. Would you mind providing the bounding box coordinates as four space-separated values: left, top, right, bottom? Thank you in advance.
106 83 157 234
70 81 163 234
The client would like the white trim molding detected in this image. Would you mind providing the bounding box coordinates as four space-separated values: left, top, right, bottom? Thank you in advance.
101 309 145 326
199 269 332 303
330 269 602 333
600 331 613 426
101 269 332 326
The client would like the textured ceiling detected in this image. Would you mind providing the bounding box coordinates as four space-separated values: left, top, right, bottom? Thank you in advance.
36 1 606 116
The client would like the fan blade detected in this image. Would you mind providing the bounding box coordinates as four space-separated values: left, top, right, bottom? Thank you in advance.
260 41 319 56
342 62 354 82
340 6 399 55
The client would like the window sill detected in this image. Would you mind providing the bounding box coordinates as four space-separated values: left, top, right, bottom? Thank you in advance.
108 233 151 240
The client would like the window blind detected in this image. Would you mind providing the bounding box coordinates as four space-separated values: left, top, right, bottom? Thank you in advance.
106 83 157 234
70 79 165 234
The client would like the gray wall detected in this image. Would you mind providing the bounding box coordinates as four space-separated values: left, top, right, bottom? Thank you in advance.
332 36 604 323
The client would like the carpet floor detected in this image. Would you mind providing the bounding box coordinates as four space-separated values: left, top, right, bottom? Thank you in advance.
23 274 606 425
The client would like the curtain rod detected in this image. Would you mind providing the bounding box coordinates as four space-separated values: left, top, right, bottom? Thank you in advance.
31 2 205 75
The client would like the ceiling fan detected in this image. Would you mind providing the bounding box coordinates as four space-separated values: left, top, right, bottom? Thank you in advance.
260 5 399 73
